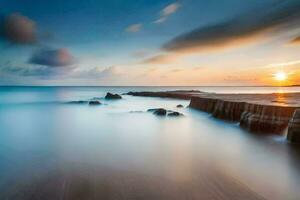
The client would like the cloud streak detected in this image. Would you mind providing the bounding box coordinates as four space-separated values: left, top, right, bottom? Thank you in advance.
0 62 52 77
154 2 181 24
163 0 300 52
290 36 300 45
143 54 172 64
125 23 142 33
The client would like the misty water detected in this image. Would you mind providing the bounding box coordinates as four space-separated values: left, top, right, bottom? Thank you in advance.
1 86 300 199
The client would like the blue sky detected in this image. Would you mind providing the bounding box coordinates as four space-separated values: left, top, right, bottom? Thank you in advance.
1 0 300 85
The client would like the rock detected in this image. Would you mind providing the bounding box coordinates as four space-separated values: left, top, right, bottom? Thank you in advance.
287 109 300 143
154 109 167 116
176 104 184 108
240 104 294 134
147 108 167 116
68 100 88 104
147 108 163 112
189 96 296 134
126 91 194 100
88 100 101 105
168 111 183 116
105 92 122 100
148 108 182 116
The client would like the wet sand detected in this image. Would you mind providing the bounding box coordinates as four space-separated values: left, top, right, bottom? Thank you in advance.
1 166 265 200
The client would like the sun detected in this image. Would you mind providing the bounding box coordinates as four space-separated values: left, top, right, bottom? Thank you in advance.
274 71 287 81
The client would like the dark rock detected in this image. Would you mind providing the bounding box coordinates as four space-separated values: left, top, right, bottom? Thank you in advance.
126 91 194 100
176 104 184 108
189 96 296 134
154 109 167 116
148 108 167 116
287 109 300 143
88 100 101 105
168 111 183 116
105 92 122 100
147 108 164 112
68 100 88 104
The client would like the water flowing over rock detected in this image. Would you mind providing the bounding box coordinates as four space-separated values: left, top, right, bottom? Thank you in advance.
189 96 296 134
128 90 300 139
287 109 300 143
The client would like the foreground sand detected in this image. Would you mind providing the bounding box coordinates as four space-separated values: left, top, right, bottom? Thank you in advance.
1 166 265 200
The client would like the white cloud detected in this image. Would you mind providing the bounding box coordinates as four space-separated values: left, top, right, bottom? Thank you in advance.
154 2 181 24
125 23 142 33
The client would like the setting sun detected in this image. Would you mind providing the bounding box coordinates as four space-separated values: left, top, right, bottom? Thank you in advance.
274 71 287 81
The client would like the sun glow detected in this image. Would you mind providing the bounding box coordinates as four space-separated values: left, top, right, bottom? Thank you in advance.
274 71 287 81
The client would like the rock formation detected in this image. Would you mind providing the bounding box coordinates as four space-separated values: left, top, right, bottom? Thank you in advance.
287 109 300 143
148 108 167 116
67 100 88 104
168 111 183 116
148 108 183 117
89 100 101 105
128 90 300 138
105 92 122 100
189 96 296 134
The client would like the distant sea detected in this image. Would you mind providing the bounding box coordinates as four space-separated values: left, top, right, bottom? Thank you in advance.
1 86 300 104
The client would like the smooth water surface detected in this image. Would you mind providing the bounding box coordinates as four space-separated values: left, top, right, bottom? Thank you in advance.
0 86 300 199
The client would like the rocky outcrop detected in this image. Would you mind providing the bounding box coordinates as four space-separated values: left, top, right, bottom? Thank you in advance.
168 111 183 116
105 92 122 100
128 90 300 137
126 91 197 100
148 108 167 116
189 96 297 134
67 100 88 104
176 104 184 108
89 100 101 105
240 104 294 134
148 108 183 117
287 109 300 143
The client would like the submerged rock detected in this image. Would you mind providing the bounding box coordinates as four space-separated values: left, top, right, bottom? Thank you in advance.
287 109 300 143
148 108 183 117
105 92 122 100
147 108 162 112
88 100 101 105
176 104 184 108
154 109 167 116
148 108 167 116
67 100 88 104
168 111 183 116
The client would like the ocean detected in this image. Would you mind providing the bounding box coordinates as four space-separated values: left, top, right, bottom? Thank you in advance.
0 86 300 199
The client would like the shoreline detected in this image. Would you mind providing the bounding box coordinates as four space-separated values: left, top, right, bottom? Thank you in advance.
127 91 300 143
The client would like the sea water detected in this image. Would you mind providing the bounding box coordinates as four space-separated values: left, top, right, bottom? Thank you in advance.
0 86 300 199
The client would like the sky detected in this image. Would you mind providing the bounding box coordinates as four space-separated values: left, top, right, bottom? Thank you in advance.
0 0 300 86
